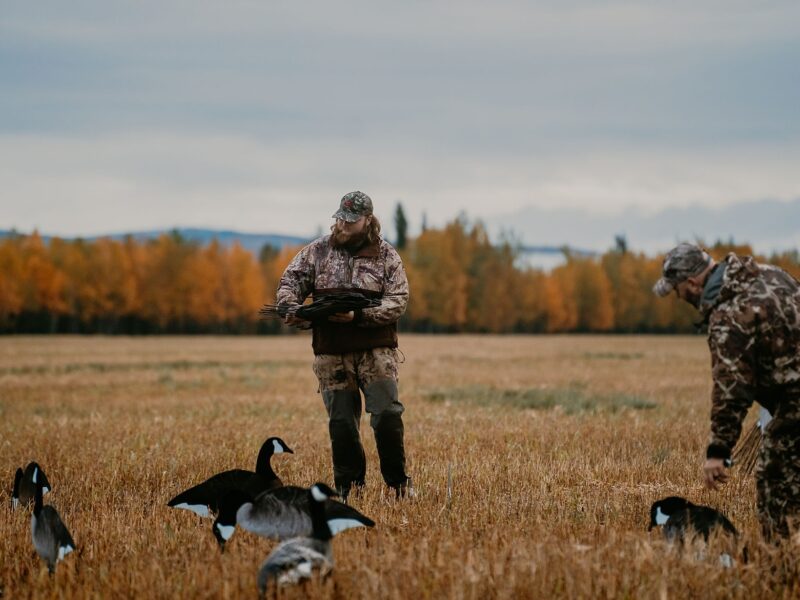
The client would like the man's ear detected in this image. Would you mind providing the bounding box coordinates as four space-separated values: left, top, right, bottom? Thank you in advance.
686 275 704 291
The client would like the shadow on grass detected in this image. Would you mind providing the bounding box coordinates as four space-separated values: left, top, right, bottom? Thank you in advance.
423 385 656 414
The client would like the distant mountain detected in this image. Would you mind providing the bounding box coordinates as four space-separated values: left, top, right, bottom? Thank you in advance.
488 198 800 255
0 228 311 255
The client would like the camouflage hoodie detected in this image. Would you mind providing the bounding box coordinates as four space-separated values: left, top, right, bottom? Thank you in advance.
276 235 409 355
702 253 800 460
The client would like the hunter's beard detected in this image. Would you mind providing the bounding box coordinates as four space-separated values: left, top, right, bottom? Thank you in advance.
331 223 369 250
684 288 702 309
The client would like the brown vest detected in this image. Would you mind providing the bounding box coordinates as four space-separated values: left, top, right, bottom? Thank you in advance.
311 287 398 355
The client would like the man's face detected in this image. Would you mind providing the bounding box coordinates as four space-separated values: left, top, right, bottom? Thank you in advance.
332 215 370 248
674 278 703 309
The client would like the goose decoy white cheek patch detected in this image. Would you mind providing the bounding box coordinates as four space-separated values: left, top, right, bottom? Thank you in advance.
655 507 670 526
272 440 285 454
310 486 327 502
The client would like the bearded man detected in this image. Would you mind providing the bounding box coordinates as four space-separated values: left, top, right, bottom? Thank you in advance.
653 243 800 542
276 191 412 500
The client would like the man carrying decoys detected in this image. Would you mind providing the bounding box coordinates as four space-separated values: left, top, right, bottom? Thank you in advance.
276 191 412 500
653 243 800 542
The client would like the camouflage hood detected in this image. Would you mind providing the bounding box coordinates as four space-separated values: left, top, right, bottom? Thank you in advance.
700 253 759 317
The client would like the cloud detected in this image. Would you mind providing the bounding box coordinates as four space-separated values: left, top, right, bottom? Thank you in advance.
1 2 799 238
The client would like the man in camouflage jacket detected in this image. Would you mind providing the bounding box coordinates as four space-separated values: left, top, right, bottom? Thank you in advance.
277 191 411 499
654 243 800 541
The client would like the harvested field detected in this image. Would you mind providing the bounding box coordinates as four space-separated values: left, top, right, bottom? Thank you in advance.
0 335 796 598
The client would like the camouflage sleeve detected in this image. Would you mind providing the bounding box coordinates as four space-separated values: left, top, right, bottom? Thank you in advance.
357 245 409 328
706 306 758 460
276 244 315 307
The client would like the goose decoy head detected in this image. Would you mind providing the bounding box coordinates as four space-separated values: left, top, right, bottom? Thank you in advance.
212 489 252 551
212 519 235 552
310 482 338 503
266 437 294 455
25 462 51 495
649 496 690 530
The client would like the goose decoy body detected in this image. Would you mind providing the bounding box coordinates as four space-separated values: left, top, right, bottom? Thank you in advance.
257 483 336 593
212 484 375 550
30 466 75 573
168 436 293 518
649 496 738 543
13 462 52 508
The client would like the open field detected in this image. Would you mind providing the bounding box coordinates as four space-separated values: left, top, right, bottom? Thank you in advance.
0 334 797 599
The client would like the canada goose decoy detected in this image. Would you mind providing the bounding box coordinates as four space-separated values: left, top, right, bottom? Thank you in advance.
168 436 293 518
12 462 52 508
648 496 738 543
257 483 337 594
31 466 75 574
212 484 375 551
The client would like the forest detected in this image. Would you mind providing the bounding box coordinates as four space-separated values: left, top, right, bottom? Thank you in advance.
1 216 798 335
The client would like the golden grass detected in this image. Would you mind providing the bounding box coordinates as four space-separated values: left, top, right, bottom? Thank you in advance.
0 334 797 599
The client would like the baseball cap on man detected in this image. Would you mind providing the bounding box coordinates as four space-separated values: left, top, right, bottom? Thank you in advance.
653 243 712 297
332 191 373 222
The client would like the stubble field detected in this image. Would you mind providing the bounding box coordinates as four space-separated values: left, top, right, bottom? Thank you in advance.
0 334 797 599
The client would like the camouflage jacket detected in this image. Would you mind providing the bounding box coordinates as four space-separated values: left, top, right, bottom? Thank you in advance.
703 253 800 459
276 235 409 354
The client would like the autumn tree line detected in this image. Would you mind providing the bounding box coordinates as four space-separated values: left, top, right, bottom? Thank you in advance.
1 216 798 335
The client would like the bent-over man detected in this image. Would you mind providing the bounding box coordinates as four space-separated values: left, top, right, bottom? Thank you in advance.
654 243 800 542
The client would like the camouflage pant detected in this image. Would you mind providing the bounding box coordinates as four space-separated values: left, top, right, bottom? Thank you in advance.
756 413 800 542
312 347 408 492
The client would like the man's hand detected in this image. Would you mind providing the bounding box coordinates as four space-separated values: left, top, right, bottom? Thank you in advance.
703 457 730 490
328 311 355 323
284 313 310 328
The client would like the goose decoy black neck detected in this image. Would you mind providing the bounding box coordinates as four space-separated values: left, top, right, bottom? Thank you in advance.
255 437 293 479
33 467 44 516
308 483 337 542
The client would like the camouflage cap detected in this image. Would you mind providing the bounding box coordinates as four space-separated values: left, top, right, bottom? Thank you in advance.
332 191 373 223
653 243 712 297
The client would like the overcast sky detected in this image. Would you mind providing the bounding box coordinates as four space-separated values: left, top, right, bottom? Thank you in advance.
2 1 799 247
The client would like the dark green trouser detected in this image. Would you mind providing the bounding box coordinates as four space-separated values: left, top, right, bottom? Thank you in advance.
756 415 800 542
322 379 407 491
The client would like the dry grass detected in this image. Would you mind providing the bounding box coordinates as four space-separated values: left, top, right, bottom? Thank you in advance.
0 334 797 599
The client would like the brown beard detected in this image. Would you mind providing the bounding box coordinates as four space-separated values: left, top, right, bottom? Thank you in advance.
331 224 369 250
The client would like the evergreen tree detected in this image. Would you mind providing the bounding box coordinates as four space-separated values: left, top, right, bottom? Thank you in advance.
394 202 408 249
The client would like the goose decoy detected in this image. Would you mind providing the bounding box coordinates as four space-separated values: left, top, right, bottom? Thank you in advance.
257 483 336 593
12 462 52 508
649 496 742 567
648 496 738 543
212 484 375 551
30 466 75 574
168 436 293 518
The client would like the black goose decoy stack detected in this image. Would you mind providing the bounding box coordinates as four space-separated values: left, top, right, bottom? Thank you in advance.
168 436 293 518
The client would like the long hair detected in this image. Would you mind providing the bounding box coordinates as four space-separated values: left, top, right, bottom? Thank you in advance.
330 215 382 248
